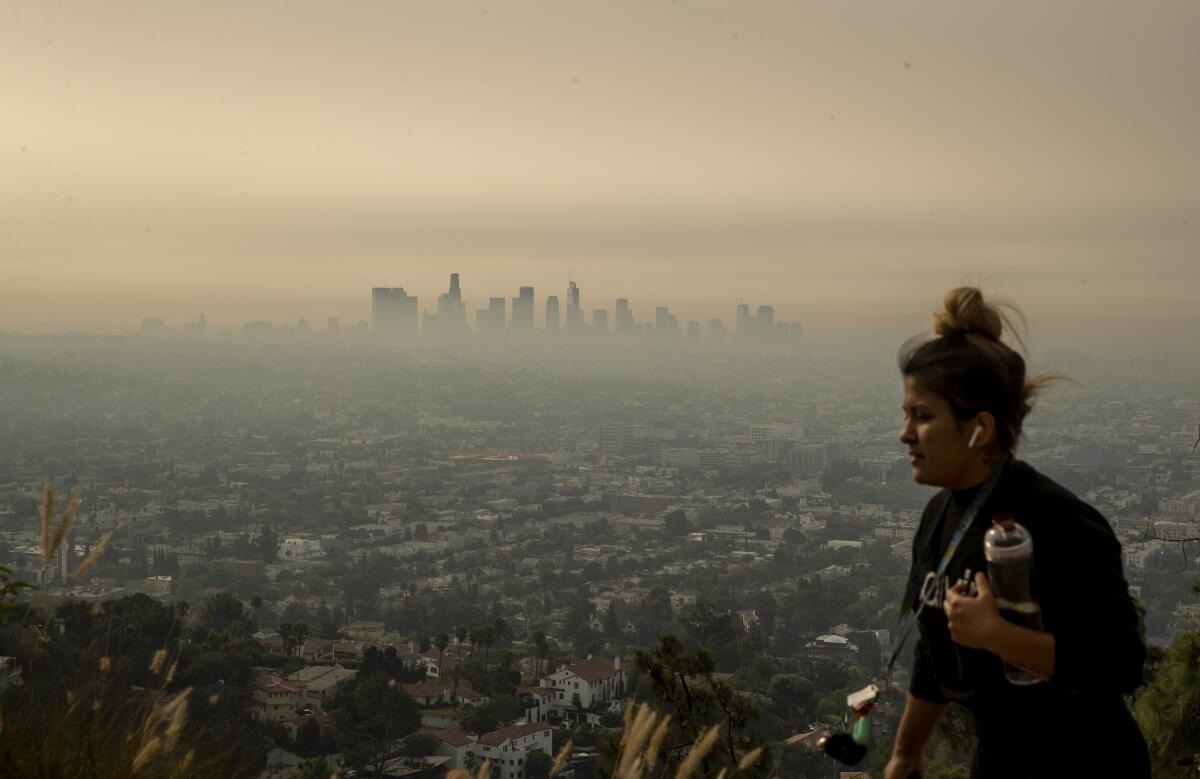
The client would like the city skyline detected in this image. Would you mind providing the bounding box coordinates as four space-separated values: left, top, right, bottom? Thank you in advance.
2 1 1198 355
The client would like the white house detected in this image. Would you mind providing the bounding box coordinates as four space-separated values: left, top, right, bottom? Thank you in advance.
540 655 625 711
434 727 477 769
472 722 554 779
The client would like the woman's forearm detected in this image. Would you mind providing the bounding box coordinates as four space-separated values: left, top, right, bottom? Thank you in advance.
892 693 947 759
986 619 1056 681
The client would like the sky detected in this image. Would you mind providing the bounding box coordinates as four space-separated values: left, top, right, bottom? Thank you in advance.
2 1 1198 353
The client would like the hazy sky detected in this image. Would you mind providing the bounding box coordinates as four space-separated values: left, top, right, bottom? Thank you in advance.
3 1 1198 351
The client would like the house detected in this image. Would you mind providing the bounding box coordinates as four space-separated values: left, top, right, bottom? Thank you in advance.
284 707 335 741
401 682 452 706
455 684 489 706
287 664 357 702
251 671 306 723
472 722 554 779
347 620 386 641
298 638 337 663
804 634 859 660
540 655 625 711
434 727 477 769
517 687 556 723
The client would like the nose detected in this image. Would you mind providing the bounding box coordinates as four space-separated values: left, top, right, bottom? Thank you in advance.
899 419 917 446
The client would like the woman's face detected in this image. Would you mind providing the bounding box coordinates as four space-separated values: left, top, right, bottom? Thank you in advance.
900 375 981 489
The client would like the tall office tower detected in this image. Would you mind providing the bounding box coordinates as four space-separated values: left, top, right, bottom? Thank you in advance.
476 297 507 335
427 273 468 335
566 281 583 329
736 303 751 334
592 308 608 331
511 286 535 332
756 305 775 338
545 296 560 331
598 423 637 456
614 298 635 334
686 321 701 340
372 287 419 337
655 307 680 337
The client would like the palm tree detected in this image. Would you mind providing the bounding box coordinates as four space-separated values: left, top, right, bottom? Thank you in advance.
279 621 296 654
294 621 311 656
493 618 507 647
455 625 468 646
533 630 549 682
481 626 497 670
435 633 450 677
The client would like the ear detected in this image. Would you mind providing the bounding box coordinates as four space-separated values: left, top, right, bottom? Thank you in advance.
968 411 997 449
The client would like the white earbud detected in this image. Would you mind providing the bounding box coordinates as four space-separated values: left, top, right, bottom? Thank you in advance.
967 425 983 449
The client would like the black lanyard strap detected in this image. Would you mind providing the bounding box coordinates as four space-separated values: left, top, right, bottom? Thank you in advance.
883 454 1010 681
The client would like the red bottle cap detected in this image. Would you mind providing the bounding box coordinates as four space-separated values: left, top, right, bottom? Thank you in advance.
992 512 1016 531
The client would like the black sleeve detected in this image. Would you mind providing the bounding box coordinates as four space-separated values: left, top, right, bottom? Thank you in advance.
909 627 949 704
1040 504 1145 695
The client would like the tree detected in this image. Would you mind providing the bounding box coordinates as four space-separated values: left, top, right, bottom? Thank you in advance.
664 510 693 537
257 526 277 563
328 673 421 777
766 674 815 723
629 635 764 778
1135 631 1200 776
533 630 550 681
294 756 332 779
526 749 554 779
458 702 499 735
401 733 440 762
197 592 255 639
435 633 450 674
635 586 674 644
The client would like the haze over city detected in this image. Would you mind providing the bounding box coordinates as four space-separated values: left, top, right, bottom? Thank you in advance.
3 1 1199 355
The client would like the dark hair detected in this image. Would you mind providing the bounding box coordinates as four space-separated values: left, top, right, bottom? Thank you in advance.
899 287 1058 452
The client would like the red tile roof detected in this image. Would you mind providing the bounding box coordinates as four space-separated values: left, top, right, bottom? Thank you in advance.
478 721 550 747
435 727 475 747
563 655 619 683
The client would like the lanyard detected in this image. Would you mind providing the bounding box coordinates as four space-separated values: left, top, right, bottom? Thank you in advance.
882 453 1010 682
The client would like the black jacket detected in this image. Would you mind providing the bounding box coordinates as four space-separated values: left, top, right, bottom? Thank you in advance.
906 459 1149 777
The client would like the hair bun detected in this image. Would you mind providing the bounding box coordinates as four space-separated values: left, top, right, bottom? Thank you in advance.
932 287 1004 341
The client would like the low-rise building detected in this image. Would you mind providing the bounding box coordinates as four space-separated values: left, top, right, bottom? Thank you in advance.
472 722 553 779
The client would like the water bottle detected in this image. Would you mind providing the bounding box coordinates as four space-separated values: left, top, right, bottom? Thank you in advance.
983 512 1044 686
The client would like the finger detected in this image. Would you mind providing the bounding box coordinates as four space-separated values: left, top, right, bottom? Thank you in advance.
974 571 991 595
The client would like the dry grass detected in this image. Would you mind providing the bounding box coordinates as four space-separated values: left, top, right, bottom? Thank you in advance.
603 703 766 779
39 484 81 569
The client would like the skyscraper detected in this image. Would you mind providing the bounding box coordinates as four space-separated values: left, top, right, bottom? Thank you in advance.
615 298 635 334
476 297 507 335
545 296 560 331
736 304 751 335
511 286 535 332
756 305 775 336
655 306 680 338
566 281 583 329
371 287 419 337
425 274 468 335
592 308 608 331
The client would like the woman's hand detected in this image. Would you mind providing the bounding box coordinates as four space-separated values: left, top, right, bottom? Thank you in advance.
943 571 1002 650
884 752 925 779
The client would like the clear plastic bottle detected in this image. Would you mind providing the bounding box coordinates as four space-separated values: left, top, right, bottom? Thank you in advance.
983 512 1044 686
